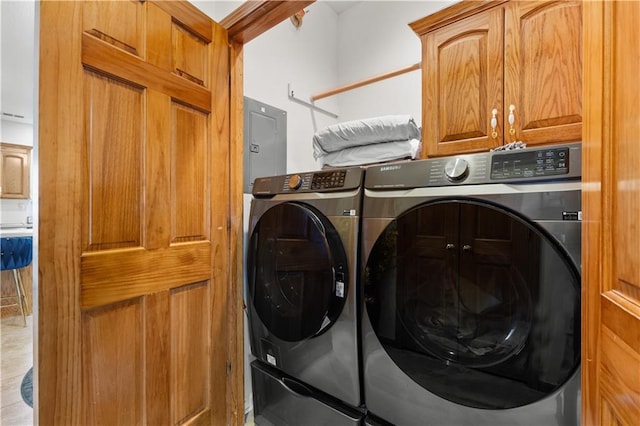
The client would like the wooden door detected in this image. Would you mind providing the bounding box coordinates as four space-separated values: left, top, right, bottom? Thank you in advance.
38 1 239 424
422 6 504 157
504 1 582 147
583 1 640 424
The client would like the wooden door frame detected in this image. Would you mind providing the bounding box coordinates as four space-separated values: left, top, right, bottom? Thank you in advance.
581 2 605 422
228 39 244 425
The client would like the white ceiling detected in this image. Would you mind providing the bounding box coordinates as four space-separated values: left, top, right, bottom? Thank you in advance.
323 1 362 15
0 1 361 127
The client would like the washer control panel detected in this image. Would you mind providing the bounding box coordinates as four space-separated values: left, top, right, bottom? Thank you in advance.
490 146 569 180
364 142 582 189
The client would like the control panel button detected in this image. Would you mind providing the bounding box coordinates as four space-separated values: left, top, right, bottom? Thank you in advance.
444 158 469 182
288 174 302 190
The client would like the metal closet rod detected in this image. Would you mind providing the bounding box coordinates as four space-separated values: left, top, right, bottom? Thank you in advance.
310 62 421 101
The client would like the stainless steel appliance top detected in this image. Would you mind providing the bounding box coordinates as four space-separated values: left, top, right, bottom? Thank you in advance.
365 142 581 189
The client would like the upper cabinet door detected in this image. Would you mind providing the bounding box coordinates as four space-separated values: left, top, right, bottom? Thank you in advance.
423 7 504 157
0 143 31 199
503 1 582 146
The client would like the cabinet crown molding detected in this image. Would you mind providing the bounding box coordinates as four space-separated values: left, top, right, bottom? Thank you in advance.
410 0 507 35
0 142 32 150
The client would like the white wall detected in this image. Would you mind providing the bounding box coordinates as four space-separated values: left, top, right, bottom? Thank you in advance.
1 120 34 146
1 0 36 226
1 0 36 124
335 1 455 126
243 2 340 173
195 1 342 173
240 1 456 170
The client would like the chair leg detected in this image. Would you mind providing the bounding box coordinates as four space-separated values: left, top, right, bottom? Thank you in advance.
16 270 30 326
12 269 28 327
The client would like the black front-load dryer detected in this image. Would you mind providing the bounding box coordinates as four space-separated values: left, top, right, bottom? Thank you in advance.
361 143 582 425
247 167 364 412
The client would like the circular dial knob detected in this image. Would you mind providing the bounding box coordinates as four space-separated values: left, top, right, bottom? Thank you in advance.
444 158 469 182
288 174 302 190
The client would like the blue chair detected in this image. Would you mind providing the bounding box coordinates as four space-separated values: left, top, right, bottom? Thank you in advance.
1 237 32 326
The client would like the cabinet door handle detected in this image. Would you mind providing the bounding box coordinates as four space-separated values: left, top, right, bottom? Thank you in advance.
508 104 517 137
463 244 472 252
446 243 456 250
491 108 498 139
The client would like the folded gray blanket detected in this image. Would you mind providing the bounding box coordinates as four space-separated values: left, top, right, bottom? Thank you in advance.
313 115 420 159
322 139 421 167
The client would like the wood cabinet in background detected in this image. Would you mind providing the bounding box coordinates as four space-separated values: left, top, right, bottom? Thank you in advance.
0 142 32 199
411 0 582 158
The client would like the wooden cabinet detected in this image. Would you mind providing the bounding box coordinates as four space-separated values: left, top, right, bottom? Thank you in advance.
411 0 582 158
0 143 31 199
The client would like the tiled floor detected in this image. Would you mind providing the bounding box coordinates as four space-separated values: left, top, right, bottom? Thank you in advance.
0 315 34 426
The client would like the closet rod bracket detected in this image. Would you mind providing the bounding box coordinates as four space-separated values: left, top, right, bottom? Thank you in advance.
287 84 338 118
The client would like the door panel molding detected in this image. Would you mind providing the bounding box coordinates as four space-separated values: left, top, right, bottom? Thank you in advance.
82 33 212 112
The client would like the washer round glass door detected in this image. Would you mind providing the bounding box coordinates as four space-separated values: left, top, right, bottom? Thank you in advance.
365 199 580 409
248 202 348 342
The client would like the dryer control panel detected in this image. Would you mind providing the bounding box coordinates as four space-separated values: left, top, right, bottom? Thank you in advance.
253 167 364 196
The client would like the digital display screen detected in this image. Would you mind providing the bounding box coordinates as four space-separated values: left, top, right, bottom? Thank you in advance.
311 171 347 189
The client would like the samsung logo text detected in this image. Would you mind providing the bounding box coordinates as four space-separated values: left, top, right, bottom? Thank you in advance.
379 165 402 172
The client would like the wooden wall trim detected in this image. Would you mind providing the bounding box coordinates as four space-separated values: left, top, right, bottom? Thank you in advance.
228 39 245 426
38 2 84 422
582 1 607 424
220 0 315 44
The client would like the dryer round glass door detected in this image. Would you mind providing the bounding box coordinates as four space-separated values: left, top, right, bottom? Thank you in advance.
248 202 349 342
364 199 580 409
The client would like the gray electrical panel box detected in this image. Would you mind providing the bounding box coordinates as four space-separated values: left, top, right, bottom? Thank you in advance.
243 97 287 193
